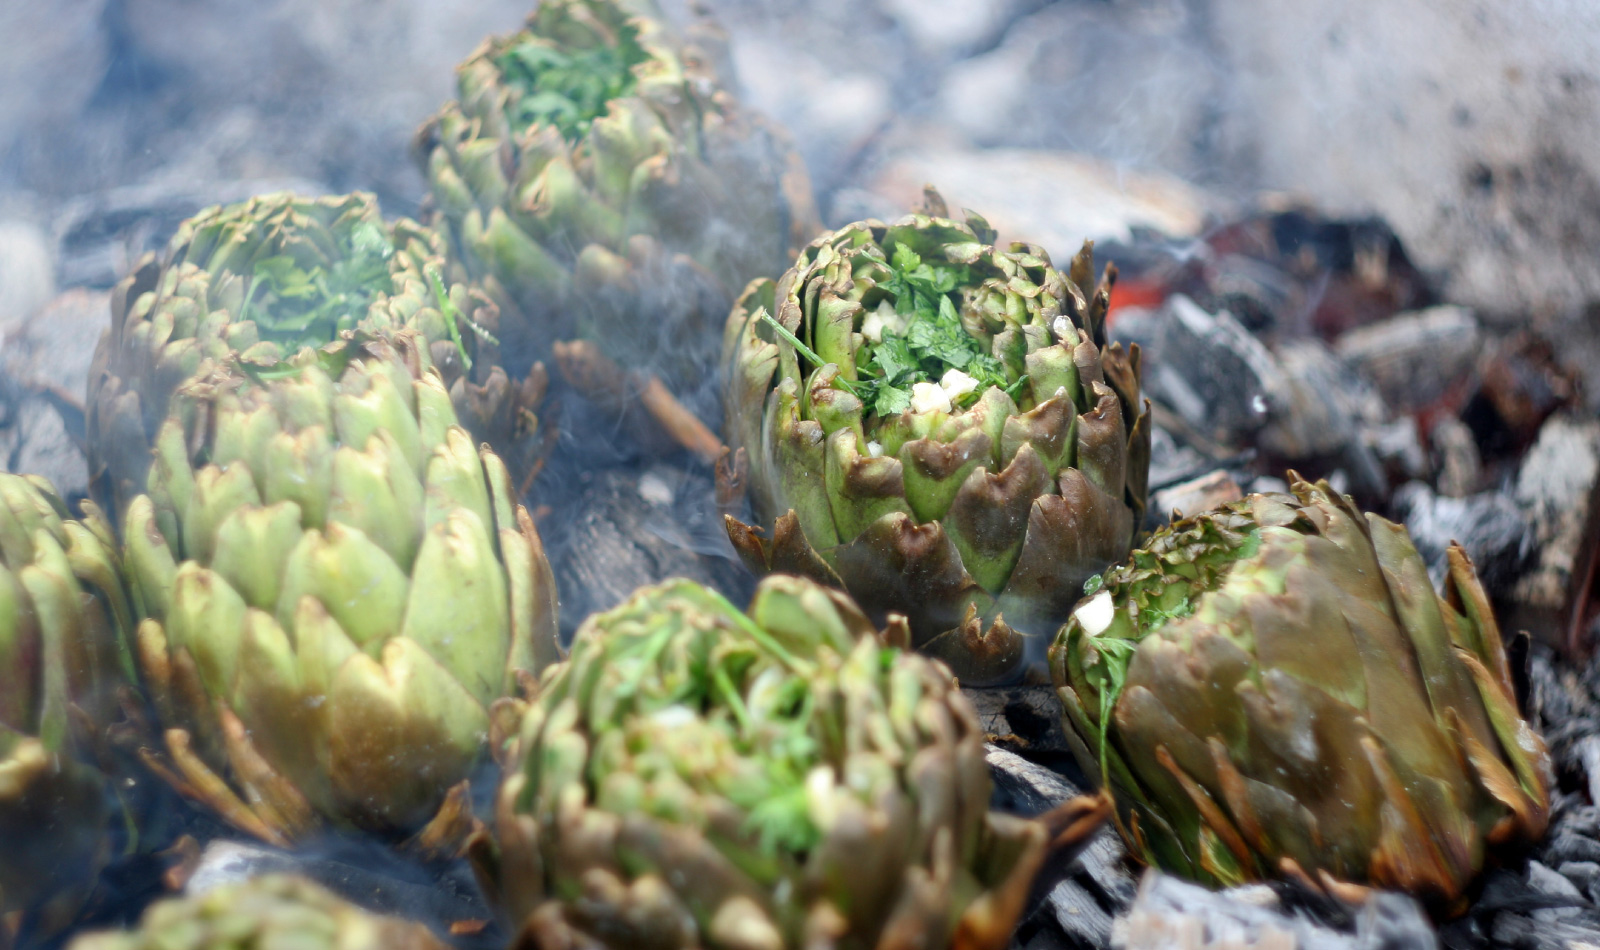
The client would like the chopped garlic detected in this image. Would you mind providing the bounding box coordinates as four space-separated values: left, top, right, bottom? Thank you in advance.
939 368 979 403
866 440 884 458
910 381 952 414
1052 314 1075 343
860 300 905 343
806 766 839 831
649 705 698 728
1075 590 1115 636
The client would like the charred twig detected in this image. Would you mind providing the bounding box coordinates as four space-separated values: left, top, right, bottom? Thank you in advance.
552 340 724 465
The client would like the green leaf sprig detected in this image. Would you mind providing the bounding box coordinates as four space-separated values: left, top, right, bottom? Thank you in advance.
425 266 500 372
1083 635 1137 786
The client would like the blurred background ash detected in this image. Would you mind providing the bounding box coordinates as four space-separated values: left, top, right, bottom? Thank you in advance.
3 0 1600 316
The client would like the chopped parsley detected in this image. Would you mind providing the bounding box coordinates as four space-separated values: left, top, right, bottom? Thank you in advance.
494 25 649 141
237 220 395 353
761 241 1029 417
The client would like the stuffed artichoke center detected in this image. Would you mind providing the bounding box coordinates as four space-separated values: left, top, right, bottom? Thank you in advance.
852 241 1032 417
190 212 399 353
492 14 649 142
558 584 847 864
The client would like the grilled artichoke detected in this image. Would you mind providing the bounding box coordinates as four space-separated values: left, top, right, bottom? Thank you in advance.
479 574 1109 950
122 327 560 846
1048 476 1551 908
415 0 820 394
67 874 447 950
722 198 1150 685
0 474 133 927
88 191 546 517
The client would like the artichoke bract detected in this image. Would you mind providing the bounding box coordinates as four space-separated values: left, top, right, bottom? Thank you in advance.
88 191 546 517
0 474 133 925
415 0 820 392
481 575 1109 950
1048 476 1551 908
68 874 448 950
722 198 1151 686
122 327 560 846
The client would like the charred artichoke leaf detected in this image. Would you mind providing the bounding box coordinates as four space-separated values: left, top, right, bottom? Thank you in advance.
723 198 1148 685
1048 474 1552 910
481 573 1109 949
124 327 560 846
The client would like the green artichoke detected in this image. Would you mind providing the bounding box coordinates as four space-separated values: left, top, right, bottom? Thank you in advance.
721 198 1150 686
87 191 547 518
415 0 820 392
67 874 448 950
0 474 134 927
122 327 560 846
478 574 1109 950
1048 476 1551 908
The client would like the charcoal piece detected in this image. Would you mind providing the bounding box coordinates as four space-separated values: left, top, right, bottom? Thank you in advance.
1573 737 1600 814
1250 475 1290 495
1429 415 1485 499
1542 831 1600 869
3 288 104 399
547 463 753 641
1526 861 1587 921
988 746 1137 950
969 685 1077 756
1335 305 1481 414
1558 862 1600 899
1509 413 1600 651
1250 337 1392 501
0 219 55 334
1196 252 1302 335
1035 878 1118 950
1259 339 1384 460
183 837 500 949
1487 911 1600 950
987 745 1093 816
1554 805 1600 841
1388 481 1532 595
985 747 1134 905
0 368 86 500
1151 470 1243 521
0 287 110 503
1112 295 1288 450
51 177 329 289
1527 645 1587 730
1466 334 1582 460
1145 424 1213 494
1110 871 1435 950
1368 418 1430 485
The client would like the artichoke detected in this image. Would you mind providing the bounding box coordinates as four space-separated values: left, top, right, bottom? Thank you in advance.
479 574 1110 950
87 191 547 518
415 0 820 394
721 197 1151 686
122 327 560 846
1048 476 1551 908
68 874 448 950
0 474 133 927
